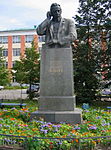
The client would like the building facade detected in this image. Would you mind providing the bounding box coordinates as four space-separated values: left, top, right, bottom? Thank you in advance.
0 28 44 69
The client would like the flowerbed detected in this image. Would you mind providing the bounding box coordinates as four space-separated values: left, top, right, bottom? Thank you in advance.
0 106 111 149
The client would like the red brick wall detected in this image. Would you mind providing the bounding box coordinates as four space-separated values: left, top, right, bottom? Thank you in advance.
21 35 25 56
33 35 38 51
8 36 12 69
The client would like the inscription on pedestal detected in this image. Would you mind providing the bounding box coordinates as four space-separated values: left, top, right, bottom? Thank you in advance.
49 60 63 73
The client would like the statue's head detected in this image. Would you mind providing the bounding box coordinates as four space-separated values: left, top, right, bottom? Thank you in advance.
50 3 62 20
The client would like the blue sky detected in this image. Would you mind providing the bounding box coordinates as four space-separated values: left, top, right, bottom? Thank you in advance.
0 0 79 31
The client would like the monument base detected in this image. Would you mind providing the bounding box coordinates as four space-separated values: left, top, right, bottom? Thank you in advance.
30 108 82 124
38 96 76 111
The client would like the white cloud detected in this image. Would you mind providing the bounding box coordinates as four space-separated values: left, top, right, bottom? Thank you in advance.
11 0 79 18
0 16 28 30
10 19 21 25
0 0 79 30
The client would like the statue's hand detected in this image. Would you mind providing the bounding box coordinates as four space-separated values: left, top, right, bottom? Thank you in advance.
47 11 52 20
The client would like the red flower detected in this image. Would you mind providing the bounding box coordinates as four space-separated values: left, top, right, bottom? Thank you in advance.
10 118 15 120
49 142 53 149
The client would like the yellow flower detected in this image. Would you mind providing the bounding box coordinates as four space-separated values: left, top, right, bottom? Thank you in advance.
32 128 38 131
97 139 101 143
75 132 79 135
9 130 13 133
71 130 76 133
62 135 66 138
3 129 7 131
82 132 88 136
17 130 21 133
92 141 96 146
21 133 26 136
75 139 79 143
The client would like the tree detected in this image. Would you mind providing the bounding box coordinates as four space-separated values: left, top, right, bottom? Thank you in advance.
73 0 110 102
0 47 10 85
102 31 111 81
13 41 40 99
75 0 110 40
73 42 99 103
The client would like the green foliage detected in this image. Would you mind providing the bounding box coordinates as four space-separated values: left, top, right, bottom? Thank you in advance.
75 0 110 34
102 35 111 81
0 47 10 85
4 85 27 90
75 0 110 48
13 41 40 99
73 43 99 102
73 0 110 102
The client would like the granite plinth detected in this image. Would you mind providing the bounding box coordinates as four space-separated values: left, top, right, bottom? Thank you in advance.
38 96 76 111
31 108 82 124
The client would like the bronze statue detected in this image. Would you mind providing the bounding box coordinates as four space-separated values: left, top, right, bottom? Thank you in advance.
36 3 77 48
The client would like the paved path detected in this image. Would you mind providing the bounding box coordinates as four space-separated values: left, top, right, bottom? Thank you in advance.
0 89 27 100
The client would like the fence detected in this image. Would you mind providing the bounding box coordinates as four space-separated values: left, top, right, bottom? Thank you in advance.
0 134 111 150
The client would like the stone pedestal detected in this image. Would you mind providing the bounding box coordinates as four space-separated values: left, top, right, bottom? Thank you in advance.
31 46 82 124
31 109 82 124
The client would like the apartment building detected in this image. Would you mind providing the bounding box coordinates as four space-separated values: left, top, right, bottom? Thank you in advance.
0 27 44 69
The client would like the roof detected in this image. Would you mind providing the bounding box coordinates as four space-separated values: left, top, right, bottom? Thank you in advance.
0 27 37 36
0 28 36 32
0 25 37 32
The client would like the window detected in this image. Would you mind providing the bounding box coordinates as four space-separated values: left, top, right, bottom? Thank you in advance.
4 62 8 68
0 36 8 44
13 36 21 43
12 61 16 68
13 48 20 56
25 35 33 43
3 49 8 56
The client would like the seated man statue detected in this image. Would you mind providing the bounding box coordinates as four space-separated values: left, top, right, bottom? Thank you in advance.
36 3 77 48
